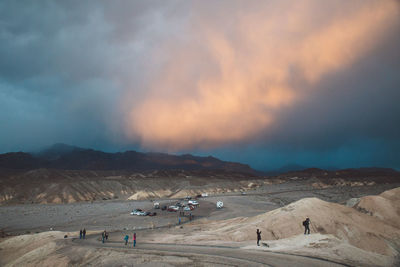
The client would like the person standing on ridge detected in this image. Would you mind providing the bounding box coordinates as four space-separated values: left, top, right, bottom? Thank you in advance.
303 218 311 235
256 229 262 246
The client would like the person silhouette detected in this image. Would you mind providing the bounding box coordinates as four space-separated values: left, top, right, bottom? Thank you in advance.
256 229 262 246
303 218 310 235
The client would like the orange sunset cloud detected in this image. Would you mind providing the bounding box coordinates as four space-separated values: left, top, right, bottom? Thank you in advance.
125 0 400 150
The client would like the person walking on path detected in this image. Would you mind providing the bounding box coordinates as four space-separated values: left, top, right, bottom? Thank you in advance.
105 231 108 241
79 229 82 239
178 217 181 225
256 229 262 246
303 218 311 235
133 232 136 247
83 228 86 239
124 234 129 245
101 232 105 243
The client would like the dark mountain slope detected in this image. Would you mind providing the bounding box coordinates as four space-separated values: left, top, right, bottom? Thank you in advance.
0 144 255 173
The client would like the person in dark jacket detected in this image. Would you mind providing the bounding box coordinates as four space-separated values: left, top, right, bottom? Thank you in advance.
303 218 310 235
256 229 262 246
83 228 86 239
79 229 82 239
124 234 129 245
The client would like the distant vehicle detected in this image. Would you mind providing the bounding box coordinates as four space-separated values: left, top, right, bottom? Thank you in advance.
153 202 160 209
185 196 192 200
201 193 208 197
183 206 194 211
188 200 199 206
216 201 224 209
131 209 146 216
167 206 179 212
148 212 157 216
176 202 184 207
241 191 246 195
161 205 167 211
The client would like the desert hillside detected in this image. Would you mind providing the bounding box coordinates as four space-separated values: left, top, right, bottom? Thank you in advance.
0 168 264 204
144 187 400 266
1 188 399 267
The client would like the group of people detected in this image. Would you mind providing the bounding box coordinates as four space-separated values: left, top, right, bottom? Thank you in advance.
101 230 109 243
124 232 136 247
80 217 312 247
79 228 86 239
256 217 312 246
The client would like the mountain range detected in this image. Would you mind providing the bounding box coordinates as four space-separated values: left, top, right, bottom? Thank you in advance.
0 143 255 173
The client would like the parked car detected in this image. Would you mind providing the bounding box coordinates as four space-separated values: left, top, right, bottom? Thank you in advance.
176 202 185 207
148 212 157 216
131 209 147 216
153 202 160 209
161 205 167 211
188 200 199 206
167 205 179 212
183 206 192 211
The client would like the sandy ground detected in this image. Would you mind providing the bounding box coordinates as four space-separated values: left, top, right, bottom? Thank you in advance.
1 180 397 234
1 181 399 266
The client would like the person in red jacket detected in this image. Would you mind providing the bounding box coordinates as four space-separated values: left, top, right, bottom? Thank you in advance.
133 232 136 247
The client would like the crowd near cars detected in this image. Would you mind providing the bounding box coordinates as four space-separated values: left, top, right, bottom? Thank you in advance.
130 196 202 216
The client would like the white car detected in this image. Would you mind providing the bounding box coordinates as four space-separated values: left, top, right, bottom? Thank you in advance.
168 205 179 212
188 200 199 206
131 209 146 216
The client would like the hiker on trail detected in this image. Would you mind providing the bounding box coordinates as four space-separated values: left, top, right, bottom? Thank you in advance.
178 217 181 225
303 218 310 235
79 229 82 239
124 234 129 245
101 232 105 243
83 228 86 239
256 229 262 246
133 232 136 247
102 230 108 243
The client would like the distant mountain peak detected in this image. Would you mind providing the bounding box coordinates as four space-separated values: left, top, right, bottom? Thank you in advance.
35 143 86 160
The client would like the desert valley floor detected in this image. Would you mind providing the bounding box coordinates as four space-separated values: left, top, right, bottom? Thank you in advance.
1 176 399 267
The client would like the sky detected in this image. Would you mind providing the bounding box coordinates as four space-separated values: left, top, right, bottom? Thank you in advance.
1 0 399 171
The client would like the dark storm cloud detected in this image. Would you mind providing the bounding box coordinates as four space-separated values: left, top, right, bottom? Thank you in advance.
0 0 399 170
